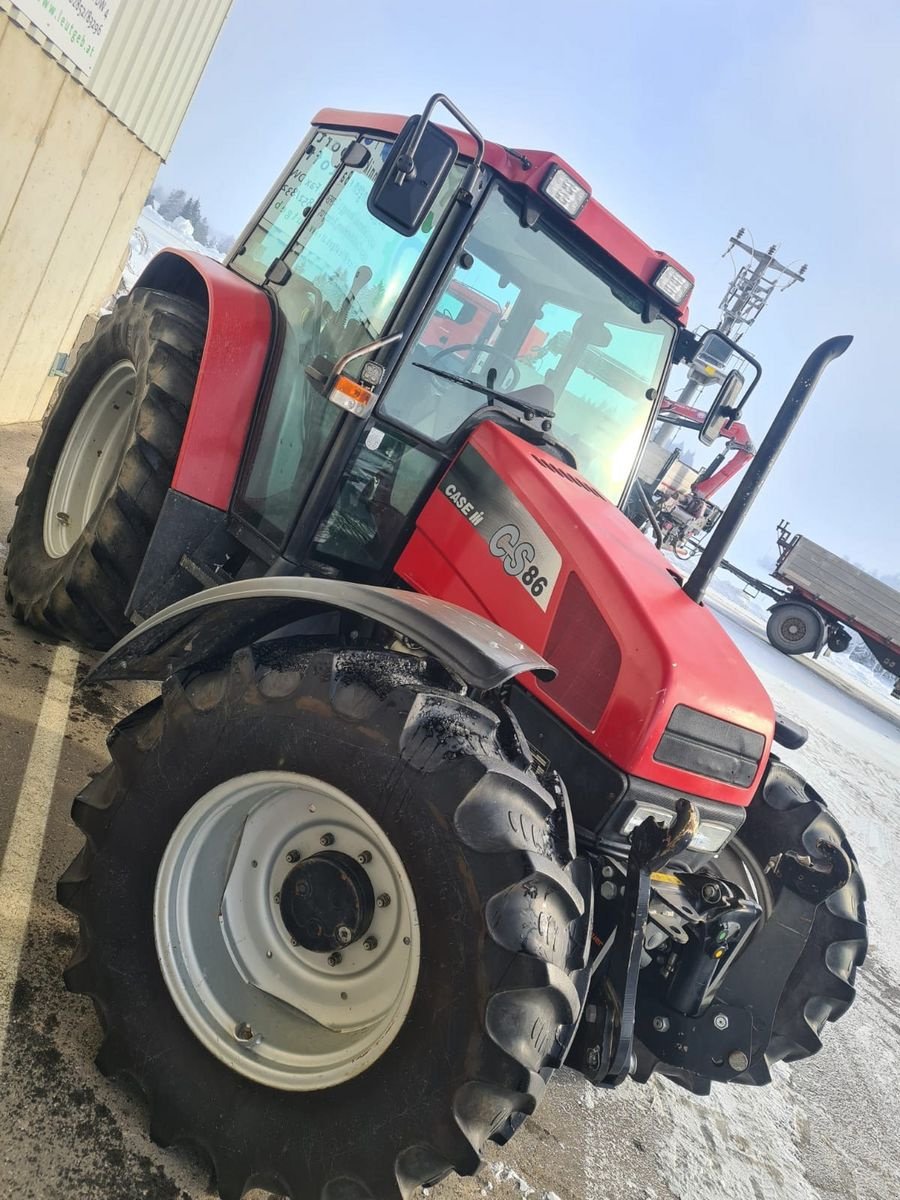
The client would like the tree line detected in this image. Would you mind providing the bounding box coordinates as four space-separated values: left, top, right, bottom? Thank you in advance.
146 186 234 254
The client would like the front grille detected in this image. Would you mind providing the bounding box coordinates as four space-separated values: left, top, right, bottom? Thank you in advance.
537 572 620 730
654 705 765 787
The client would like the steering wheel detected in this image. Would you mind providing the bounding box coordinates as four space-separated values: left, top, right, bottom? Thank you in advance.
429 342 522 391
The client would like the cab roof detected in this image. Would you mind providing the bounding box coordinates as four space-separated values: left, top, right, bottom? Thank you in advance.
313 108 693 323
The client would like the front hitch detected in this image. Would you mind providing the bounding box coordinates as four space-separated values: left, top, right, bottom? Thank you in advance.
569 800 698 1087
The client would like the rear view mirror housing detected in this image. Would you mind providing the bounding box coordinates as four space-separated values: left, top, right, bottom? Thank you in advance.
367 94 485 238
367 116 458 236
700 369 745 445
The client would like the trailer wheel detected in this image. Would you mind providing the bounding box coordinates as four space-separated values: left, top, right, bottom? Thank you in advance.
5 288 206 648
58 643 590 1199
766 603 822 655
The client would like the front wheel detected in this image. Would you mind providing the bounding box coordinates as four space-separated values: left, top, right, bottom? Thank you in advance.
58 643 591 1199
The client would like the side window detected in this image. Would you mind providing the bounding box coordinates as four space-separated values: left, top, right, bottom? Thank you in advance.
231 130 354 285
234 144 461 545
312 425 442 571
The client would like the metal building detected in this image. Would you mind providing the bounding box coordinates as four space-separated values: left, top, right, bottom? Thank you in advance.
0 0 232 424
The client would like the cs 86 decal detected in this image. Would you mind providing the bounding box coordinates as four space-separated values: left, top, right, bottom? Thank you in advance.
489 523 550 600
440 445 562 611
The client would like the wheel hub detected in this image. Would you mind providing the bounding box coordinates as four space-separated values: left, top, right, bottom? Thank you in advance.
153 772 420 1091
279 852 375 952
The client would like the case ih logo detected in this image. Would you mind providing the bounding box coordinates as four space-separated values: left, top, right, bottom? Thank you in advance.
441 447 561 610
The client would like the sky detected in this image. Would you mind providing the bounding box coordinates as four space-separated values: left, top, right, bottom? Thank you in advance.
157 0 899 577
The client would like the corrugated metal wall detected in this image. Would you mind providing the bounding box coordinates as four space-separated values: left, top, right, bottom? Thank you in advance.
0 0 232 157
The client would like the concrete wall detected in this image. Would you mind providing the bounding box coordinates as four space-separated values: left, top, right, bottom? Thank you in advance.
0 18 159 423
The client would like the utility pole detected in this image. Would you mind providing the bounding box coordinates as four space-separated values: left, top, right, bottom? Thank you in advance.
677 231 807 407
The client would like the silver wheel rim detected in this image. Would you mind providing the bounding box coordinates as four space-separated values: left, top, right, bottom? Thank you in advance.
154 771 421 1091
43 360 137 558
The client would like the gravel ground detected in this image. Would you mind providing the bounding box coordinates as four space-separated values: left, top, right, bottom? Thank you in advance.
0 420 897 1200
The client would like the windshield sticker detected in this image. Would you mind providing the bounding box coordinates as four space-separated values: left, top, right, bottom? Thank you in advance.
440 446 561 610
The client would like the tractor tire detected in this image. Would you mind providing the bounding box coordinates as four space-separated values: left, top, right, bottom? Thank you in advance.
640 758 866 1093
5 288 206 649
58 642 591 1200
731 758 867 1078
766 603 822 656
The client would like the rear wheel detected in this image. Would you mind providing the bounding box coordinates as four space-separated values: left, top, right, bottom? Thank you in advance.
766 603 822 656
5 288 206 648
58 643 591 1199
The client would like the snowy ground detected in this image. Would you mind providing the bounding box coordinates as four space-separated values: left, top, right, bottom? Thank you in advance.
0 423 897 1199
112 206 224 301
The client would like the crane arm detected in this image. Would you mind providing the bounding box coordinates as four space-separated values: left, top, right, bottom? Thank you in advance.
692 421 755 499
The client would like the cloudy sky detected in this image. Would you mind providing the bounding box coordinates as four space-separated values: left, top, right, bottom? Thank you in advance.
158 0 898 577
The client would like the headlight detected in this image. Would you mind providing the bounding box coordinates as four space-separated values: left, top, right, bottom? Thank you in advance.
621 804 733 854
541 165 590 218
653 263 693 305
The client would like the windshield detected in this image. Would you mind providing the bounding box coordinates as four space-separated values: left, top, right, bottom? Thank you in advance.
381 188 675 503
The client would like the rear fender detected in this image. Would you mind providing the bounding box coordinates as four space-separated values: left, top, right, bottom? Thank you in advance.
88 577 555 692
134 250 273 511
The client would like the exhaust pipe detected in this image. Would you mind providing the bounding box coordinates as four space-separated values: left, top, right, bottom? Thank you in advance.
684 335 853 604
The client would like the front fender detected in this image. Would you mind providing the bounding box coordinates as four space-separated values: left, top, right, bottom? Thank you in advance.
89 578 555 692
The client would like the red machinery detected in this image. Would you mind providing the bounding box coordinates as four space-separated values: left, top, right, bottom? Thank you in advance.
5 95 865 1199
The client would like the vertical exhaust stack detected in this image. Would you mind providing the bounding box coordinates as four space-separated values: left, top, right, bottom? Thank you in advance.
684 336 853 605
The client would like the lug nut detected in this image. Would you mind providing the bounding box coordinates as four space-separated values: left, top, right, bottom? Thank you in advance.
320 833 335 847
652 1016 669 1033
363 936 378 951
728 1049 750 1072
327 952 342 967
234 1022 253 1041
376 893 391 908
286 848 301 863
713 1013 729 1031
336 925 353 945
357 850 372 864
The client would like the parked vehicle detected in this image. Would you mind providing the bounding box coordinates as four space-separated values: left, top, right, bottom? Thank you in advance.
723 521 900 697
4 95 866 1199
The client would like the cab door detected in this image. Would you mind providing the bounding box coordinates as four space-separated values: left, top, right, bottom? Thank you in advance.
230 132 459 551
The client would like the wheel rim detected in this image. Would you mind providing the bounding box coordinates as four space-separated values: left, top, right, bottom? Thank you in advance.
42 360 137 558
154 771 421 1091
781 616 808 644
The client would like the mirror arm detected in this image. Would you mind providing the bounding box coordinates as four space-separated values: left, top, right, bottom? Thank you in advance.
396 93 486 187
305 332 404 395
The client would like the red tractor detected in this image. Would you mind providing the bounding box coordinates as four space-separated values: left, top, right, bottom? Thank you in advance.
6 96 866 1199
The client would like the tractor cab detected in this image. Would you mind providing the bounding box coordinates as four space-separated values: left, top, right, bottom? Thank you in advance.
217 104 731 588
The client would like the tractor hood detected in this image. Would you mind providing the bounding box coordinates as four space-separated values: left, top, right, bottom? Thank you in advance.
395 422 775 807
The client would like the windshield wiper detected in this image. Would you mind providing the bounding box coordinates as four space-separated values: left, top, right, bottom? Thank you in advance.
413 362 555 419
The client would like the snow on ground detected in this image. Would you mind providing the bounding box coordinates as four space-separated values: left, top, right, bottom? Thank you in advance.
113 206 225 300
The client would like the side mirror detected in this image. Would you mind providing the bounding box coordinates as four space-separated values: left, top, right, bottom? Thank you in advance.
699 369 745 446
367 115 458 237
367 94 485 237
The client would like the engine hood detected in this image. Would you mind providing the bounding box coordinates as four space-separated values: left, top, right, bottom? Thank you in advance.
395 422 774 806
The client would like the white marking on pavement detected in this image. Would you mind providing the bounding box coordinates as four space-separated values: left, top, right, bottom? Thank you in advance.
0 643 79 1069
